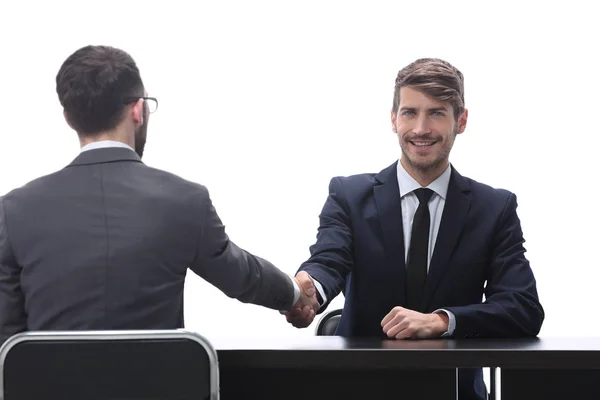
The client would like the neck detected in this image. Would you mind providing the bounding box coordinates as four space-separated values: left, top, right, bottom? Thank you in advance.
400 158 449 187
79 129 134 149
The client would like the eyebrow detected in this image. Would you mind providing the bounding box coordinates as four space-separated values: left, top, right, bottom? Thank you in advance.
399 106 449 112
428 107 448 112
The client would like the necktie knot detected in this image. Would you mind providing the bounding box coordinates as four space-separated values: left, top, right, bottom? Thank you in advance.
414 188 434 205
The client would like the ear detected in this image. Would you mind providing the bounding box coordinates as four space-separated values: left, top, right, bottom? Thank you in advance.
131 98 144 126
390 109 397 133
63 111 74 131
456 108 468 134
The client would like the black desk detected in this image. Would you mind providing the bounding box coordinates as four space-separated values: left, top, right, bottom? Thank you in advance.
210 336 600 400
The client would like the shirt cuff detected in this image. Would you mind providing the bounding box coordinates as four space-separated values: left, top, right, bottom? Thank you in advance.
290 276 300 306
434 309 456 337
312 278 327 306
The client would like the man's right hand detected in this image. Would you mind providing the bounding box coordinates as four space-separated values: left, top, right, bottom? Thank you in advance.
283 271 320 328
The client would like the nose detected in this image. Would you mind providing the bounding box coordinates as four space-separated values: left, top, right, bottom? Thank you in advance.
412 115 431 136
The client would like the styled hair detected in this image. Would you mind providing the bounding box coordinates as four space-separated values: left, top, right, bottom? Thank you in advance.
56 45 144 136
392 58 465 120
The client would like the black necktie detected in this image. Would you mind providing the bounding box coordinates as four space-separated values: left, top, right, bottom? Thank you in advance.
406 188 434 311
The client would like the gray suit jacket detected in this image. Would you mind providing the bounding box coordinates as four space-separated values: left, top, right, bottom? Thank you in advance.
0 147 294 343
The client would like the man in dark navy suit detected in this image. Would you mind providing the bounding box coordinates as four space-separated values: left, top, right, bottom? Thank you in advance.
284 58 544 399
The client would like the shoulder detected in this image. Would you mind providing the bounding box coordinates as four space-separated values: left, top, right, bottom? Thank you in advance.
328 161 397 193
465 176 513 197
329 172 378 191
143 165 209 197
457 171 518 213
3 163 212 213
2 169 65 201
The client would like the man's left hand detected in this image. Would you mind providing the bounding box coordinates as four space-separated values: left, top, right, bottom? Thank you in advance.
381 306 449 339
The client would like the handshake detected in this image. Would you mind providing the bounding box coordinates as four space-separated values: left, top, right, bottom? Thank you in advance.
282 271 321 328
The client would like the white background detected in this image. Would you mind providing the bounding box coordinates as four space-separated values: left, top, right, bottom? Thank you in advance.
1 0 599 348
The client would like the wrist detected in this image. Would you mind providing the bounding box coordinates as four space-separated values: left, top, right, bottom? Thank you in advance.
432 313 449 336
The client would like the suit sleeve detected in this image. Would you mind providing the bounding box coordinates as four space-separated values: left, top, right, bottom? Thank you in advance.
0 197 27 344
189 188 294 311
444 193 545 338
297 177 354 312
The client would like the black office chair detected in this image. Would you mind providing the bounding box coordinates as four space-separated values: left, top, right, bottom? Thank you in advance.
315 308 343 336
0 329 219 400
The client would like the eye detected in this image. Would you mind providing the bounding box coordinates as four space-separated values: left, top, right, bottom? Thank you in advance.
431 111 445 117
401 110 415 116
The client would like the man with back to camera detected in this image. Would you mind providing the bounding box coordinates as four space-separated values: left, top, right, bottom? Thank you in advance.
283 58 544 399
0 45 318 345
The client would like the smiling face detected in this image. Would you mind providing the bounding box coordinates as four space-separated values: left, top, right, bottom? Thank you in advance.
392 86 468 183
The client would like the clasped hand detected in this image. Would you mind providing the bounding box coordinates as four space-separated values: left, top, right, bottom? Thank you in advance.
281 271 320 328
381 306 448 339
281 277 449 336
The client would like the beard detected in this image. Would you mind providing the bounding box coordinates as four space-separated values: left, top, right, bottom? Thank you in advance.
401 146 447 172
134 104 149 158
400 129 458 172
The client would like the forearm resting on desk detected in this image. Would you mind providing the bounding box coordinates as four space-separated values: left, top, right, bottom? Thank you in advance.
304 273 455 338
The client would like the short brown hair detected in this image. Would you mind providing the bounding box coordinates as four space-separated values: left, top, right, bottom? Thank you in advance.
56 45 144 136
392 58 465 120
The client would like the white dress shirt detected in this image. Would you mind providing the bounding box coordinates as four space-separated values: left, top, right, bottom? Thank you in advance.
80 140 134 152
313 161 456 336
398 162 450 269
78 140 301 308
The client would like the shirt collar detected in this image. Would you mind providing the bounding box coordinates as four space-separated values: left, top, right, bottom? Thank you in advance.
397 160 451 200
80 140 134 153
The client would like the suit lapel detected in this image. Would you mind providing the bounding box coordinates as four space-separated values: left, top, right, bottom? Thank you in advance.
373 162 407 305
422 167 471 310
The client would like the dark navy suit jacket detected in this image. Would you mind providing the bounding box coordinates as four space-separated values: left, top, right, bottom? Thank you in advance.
298 161 544 399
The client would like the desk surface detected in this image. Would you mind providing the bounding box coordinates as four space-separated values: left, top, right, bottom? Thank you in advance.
209 336 600 369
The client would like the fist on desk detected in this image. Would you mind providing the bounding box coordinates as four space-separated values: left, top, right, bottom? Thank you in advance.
381 306 449 339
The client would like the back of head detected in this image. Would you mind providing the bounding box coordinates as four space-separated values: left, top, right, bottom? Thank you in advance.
392 58 465 120
56 45 144 137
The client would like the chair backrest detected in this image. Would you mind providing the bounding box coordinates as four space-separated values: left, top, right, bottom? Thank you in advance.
315 308 343 336
0 329 219 400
